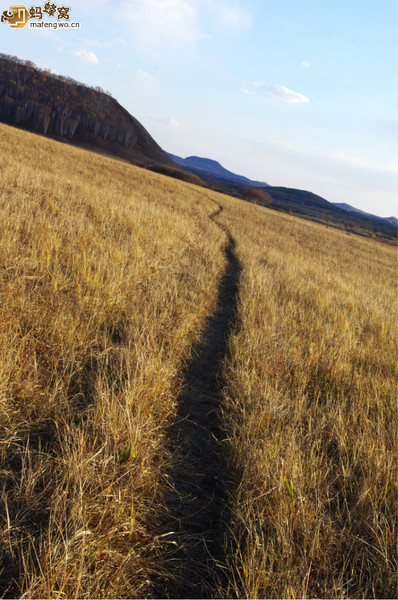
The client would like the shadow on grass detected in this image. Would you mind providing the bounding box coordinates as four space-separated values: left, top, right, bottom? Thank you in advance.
154 209 242 599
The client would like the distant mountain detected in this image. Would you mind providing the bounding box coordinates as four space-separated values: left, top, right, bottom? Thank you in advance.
0 53 173 166
260 188 397 242
168 152 396 243
334 202 397 225
168 153 269 187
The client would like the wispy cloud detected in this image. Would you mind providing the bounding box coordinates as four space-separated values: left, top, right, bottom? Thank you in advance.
202 0 253 33
242 82 309 104
117 0 254 49
268 84 309 104
72 49 99 64
118 0 198 46
251 136 398 177
301 60 310 67
336 153 398 173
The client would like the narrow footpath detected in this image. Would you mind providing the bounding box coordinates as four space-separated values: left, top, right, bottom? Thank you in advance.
154 202 241 598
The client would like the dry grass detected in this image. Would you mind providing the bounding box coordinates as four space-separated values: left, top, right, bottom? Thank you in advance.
0 123 225 598
216 201 397 598
0 122 396 599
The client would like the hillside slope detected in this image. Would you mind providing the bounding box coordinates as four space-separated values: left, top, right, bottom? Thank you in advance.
0 54 172 166
0 123 396 599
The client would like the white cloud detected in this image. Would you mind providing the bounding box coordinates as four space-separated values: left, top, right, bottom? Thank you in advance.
170 117 180 127
118 0 198 46
117 0 254 49
269 84 309 104
72 49 99 64
242 82 309 104
202 0 253 33
240 87 254 95
301 60 310 67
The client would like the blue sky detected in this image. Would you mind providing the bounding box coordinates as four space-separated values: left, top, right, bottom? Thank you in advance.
1 0 397 217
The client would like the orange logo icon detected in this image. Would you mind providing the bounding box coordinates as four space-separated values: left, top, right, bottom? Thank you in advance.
2 5 29 28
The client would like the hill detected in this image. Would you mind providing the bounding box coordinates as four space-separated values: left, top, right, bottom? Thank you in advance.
0 123 396 599
0 53 173 166
169 153 270 187
261 187 397 241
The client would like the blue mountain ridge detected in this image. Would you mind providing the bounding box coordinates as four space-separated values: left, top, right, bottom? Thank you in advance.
169 153 396 224
168 153 270 188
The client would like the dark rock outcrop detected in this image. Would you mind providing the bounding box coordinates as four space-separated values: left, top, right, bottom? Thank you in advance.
0 54 173 166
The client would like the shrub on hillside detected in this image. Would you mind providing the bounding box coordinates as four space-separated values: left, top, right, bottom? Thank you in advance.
240 185 273 206
146 164 206 187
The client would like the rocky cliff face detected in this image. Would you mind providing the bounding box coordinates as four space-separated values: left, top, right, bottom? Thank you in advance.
0 54 172 166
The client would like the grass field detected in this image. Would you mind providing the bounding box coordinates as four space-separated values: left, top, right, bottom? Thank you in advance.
217 201 397 598
0 123 396 599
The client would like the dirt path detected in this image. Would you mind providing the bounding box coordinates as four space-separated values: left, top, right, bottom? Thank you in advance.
154 203 241 598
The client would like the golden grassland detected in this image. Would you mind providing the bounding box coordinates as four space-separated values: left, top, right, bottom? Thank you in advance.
0 123 226 598
217 202 397 598
0 122 396 598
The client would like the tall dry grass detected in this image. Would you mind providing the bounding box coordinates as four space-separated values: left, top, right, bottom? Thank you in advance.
216 200 397 598
0 123 226 598
0 122 396 599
